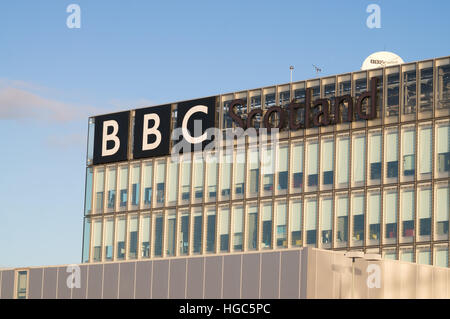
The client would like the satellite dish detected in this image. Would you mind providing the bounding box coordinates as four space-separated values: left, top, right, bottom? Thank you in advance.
361 51 405 70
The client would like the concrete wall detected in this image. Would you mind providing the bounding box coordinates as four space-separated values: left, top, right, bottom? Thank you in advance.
0 249 308 299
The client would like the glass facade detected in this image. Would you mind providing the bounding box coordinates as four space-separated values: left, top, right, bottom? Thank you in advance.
83 56 450 268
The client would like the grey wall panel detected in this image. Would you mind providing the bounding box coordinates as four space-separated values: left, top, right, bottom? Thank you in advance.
204 256 222 299
186 257 204 299
57 267 72 299
71 265 88 299
152 260 169 299
103 263 119 299
300 249 308 299
280 250 300 299
28 268 43 299
241 253 260 299
87 264 103 299
119 262 136 299
260 252 280 299
169 259 187 299
135 260 152 299
42 268 57 299
0 270 14 299
223 255 241 299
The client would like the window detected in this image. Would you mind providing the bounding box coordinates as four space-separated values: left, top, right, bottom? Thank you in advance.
222 98 233 129
383 249 397 260
234 151 245 196
417 246 431 265
321 197 333 247
95 168 104 213
385 131 398 179
403 65 416 114
206 157 218 200
336 136 349 186
290 199 303 246
92 219 102 262
352 135 366 184
166 211 176 256
192 208 203 254
143 162 153 207
291 143 303 191
249 91 262 129
307 141 318 187
436 186 449 240
276 202 287 248
336 197 348 246
82 218 91 263
220 153 232 198
305 198 317 246
418 188 431 240
437 59 450 109
179 211 189 255
352 194 364 245
16 271 27 299
401 189 414 242
261 202 273 249
140 215 150 258
248 148 259 196
118 166 128 208
233 206 244 251
206 208 216 253
84 168 93 215
386 69 399 116
167 161 178 205
155 162 166 205
402 130 415 177
219 207 230 252
193 157 204 200
419 63 433 112
434 246 449 268
180 160 191 203
247 205 258 250
437 125 450 173
368 192 381 243
369 133 382 181
384 191 398 243
104 218 114 260
321 139 334 186
131 165 140 208
262 146 275 193
419 127 432 176
153 213 163 257
400 248 414 263
277 145 289 191
116 217 126 260
106 167 116 210
128 216 138 259
279 88 290 106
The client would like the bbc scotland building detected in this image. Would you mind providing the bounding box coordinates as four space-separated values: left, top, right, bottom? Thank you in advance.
82 55 450 267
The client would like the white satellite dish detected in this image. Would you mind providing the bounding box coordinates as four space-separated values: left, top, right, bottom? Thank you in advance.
361 51 405 70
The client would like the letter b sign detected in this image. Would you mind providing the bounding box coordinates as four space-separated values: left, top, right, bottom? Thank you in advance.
93 111 130 165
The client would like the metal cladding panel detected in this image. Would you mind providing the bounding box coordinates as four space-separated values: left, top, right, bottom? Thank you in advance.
280 250 300 299
169 259 187 299
71 265 88 299
119 262 136 299
241 253 260 299
57 267 71 299
152 260 169 299
260 252 280 299
315 250 334 299
222 255 242 299
416 264 433 299
204 256 222 299
186 257 204 299
87 264 103 299
42 268 57 299
0 271 14 299
103 263 119 299
135 260 152 299
28 268 43 299
433 268 447 299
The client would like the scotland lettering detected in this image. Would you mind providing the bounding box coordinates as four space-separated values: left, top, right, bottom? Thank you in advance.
92 78 377 165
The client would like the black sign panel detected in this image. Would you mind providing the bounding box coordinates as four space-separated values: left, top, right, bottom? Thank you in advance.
176 96 216 152
133 105 171 159
93 111 130 165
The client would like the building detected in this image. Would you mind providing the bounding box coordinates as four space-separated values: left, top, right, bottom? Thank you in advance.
3 247 450 299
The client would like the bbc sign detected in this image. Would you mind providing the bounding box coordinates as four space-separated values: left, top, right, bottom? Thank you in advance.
92 97 216 165
92 78 378 165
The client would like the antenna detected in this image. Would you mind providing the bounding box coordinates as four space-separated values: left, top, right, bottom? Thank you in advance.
289 65 294 83
312 64 322 74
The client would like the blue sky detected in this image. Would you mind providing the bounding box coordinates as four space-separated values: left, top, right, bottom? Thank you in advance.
0 0 449 268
